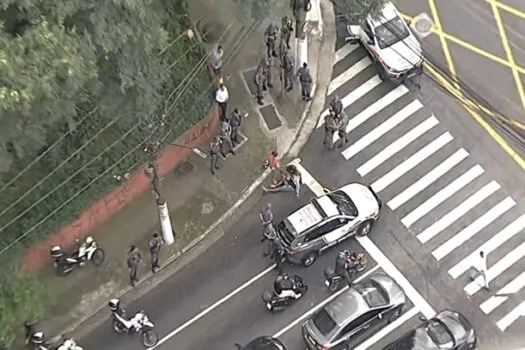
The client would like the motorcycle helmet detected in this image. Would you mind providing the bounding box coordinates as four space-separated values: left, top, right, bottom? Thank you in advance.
30 331 44 344
108 298 121 311
50 246 64 258
85 236 94 245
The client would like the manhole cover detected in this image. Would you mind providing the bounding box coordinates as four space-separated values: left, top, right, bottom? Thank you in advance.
410 13 434 39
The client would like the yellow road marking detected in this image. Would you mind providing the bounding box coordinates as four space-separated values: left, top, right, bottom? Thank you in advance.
427 0 459 89
490 0 525 20
488 0 525 114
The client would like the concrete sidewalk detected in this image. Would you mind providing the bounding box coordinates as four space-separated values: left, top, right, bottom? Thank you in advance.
38 0 337 341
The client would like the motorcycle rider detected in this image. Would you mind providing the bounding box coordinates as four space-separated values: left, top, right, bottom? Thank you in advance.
335 250 360 286
274 273 302 299
29 331 50 349
108 298 141 332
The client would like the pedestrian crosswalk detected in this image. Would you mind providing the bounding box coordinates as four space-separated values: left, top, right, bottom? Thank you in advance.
318 41 525 332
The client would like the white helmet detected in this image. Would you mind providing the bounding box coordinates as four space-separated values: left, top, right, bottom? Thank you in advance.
85 236 94 244
31 331 44 344
108 298 121 311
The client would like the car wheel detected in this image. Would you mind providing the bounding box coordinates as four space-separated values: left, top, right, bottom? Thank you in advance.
302 252 318 267
388 307 402 323
357 220 373 236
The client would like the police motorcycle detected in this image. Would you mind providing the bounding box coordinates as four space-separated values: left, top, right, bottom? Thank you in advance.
28 331 82 350
262 273 308 312
324 251 367 292
108 298 158 347
50 236 105 276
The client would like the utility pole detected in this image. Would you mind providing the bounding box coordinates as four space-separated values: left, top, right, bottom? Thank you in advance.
291 0 311 70
145 141 175 245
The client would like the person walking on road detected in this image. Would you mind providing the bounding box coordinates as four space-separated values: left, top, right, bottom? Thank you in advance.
258 57 273 89
335 110 350 148
297 62 313 101
260 203 274 240
229 108 243 147
471 250 490 290
148 232 163 273
215 78 229 120
323 111 338 150
127 245 142 287
329 95 343 118
218 119 236 157
209 136 222 175
267 237 285 273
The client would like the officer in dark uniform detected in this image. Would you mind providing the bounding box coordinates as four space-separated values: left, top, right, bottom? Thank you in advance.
280 16 293 50
323 111 338 150
254 66 266 105
229 108 243 147
336 110 350 148
329 95 343 118
258 57 273 89
281 53 295 91
209 136 222 175
264 24 278 59
268 237 285 273
218 120 235 157
297 62 313 101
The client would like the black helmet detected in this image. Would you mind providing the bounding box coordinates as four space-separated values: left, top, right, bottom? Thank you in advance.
108 298 120 311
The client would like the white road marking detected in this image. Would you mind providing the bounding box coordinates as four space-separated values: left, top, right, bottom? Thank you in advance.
465 240 525 296
401 165 484 228
354 307 419 350
371 133 453 193
341 100 423 160
496 301 525 331
417 181 500 244
480 271 525 314
328 57 372 95
334 44 360 65
432 197 515 261
449 214 525 279
388 149 469 210
357 116 439 176
293 160 436 321
272 265 381 338
151 264 276 348
316 75 384 128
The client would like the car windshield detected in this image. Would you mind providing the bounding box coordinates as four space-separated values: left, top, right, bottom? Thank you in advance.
353 281 389 307
312 309 337 337
328 191 358 217
277 220 295 245
426 320 454 346
375 16 410 49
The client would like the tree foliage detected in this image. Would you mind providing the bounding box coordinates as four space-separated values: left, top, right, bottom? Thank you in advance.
0 0 211 251
0 263 52 348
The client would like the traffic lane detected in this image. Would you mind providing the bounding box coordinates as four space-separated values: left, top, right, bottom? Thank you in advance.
154 241 379 350
78 189 315 350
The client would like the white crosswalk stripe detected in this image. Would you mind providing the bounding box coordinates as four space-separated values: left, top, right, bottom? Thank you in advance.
317 42 525 332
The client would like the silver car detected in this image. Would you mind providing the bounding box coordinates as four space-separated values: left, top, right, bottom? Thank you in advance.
302 274 406 350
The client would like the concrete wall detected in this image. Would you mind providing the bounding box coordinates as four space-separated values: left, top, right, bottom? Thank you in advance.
23 105 219 271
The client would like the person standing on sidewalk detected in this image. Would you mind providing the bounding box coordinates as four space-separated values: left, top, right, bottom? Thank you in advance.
218 119 236 157
209 136 222 175
281 53 295 92
335 110 350 148
280 16 293 50
264 24 278 60
127 245 142 287
209 45 224 76
254 66 266 106
148 232 163 273
229 108 243 147
323 111 338 150
215 78 229 120
258 57 273 90
471 250 490 290
297 63 313 101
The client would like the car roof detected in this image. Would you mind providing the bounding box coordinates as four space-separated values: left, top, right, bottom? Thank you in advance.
369 2 399 27
286 202 324 234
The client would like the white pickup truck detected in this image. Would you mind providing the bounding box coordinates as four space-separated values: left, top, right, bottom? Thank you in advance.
345 1 423 83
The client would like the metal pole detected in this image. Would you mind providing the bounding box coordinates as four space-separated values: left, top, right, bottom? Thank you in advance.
291 0 310 69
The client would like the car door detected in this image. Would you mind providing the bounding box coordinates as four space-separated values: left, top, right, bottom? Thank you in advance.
331 309 386 348
358 20 376 55
322 218 354 247
301 226 326 252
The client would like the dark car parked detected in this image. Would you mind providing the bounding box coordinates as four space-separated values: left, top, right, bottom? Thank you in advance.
383 310 477 350
235 336 287 350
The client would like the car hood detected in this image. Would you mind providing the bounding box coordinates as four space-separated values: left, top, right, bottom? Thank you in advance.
381 34 422 72
340 183 379 218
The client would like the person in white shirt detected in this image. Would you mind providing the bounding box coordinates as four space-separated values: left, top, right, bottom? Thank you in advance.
215 79 229 120
472 250 489 290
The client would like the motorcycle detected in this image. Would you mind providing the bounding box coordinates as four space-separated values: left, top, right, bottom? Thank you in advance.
28 330 68 350
111 307 158 347
262 275 308 312
324 254 367 292
50 236 105 276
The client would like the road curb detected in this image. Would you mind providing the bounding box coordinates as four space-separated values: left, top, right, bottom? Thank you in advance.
64 2 338 340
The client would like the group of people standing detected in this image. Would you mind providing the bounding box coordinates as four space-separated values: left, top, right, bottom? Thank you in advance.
323 95 349 150
127 232 163 287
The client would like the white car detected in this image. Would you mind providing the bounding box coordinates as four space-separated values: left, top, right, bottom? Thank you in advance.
346 2 423 82
276 183 381 266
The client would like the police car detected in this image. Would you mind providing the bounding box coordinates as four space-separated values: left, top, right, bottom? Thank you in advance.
276 183 381 266
345 1 423 83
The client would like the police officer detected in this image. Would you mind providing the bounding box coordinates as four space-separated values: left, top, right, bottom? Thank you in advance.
148 232 162 273
218 119 236 157
336 110 350 148
229 108 243 147
254 67 266 106
297 62 313 101
264 24 278 59
267 237 285 273
323 111 338 150
209 136 222 175
258 57 273 89
281 53 295 91
127 245 142 287
280 16 293 50
329 95 343 118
